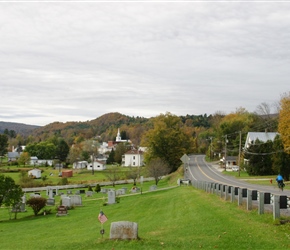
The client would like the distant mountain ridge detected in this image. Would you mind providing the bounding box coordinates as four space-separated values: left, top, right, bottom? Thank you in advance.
0 121 40 136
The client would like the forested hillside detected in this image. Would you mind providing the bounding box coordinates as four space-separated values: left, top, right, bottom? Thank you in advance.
1 112 212 147
0 121 40 136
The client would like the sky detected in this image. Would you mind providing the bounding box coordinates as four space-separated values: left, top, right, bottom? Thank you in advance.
1 1 290 126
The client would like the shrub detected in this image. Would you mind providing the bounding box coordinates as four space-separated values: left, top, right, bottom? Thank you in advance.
58 178 68 185
95 184 101 193
88 185 93 191
26 197 47 216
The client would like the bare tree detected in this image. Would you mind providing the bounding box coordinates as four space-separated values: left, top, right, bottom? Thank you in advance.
255 102 271 117
147 158 170 185
105 166 122 187
126 166 140 185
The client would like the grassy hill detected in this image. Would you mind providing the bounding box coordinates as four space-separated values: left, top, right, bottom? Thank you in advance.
1 181 290 249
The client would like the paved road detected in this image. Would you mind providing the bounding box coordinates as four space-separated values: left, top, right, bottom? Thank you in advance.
186 154 290 197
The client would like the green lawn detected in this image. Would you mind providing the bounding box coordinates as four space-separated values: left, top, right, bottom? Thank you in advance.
0 165 145 186
1 183 290 249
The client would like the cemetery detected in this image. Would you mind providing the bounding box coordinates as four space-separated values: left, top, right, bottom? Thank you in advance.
1 169 290 249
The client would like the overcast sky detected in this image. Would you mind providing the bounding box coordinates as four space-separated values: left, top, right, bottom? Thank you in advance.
1 1 290 126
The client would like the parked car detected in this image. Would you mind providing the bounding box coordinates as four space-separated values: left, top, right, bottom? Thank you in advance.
232 166 239 172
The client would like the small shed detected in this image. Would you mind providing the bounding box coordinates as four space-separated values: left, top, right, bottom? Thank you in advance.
62 170 73 178
73 161 88 169
28 169 42 179
87 160 106 171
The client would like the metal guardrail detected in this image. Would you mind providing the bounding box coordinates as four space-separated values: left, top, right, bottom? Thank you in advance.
191 180 290 220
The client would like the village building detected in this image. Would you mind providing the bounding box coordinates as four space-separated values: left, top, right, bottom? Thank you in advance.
243 131 279 165
87 160 106 171
122 148 145 167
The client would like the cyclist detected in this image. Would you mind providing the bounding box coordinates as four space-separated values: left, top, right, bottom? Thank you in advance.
276 174 284 190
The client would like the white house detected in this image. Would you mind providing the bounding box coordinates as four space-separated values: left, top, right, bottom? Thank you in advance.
28 169 42 179
30 156 38 166
122 148 145 167
244 132 279 149
87 160 106 171
7 152 20 161
73 161 88 169
244 131 279 165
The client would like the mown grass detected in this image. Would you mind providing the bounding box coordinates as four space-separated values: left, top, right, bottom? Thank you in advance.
0 164 147 186
1 184 290 249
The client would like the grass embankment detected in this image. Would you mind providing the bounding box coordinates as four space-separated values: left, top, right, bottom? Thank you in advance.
1 181 290 249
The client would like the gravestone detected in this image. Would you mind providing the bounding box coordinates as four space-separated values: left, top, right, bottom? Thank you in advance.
110 221 138 240
19 202 26 212
56 205 68 217
86 191 93 197
150 185 157 191
75 190 80 195
116 189 125 195
121 187 127 193
101 188 107 194
47 198 55 206
67 190 72 195
108 190 116 204
12 202 26 212
22 194 27 203
62 197 71 208
69 195 82 206
30 193 41 198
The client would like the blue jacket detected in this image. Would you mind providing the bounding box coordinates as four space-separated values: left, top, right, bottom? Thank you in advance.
276 175 283 181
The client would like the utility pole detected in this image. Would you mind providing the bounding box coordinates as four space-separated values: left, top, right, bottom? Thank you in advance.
209 137 213 160
238 131 242 177
224 135 228 171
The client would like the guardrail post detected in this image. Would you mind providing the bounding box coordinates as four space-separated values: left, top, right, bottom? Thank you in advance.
225 185 229 201
220 185 224 198
273 195 280 220
238 188 243 206
247 190 252 210
230 186 235 202
258 192 264 215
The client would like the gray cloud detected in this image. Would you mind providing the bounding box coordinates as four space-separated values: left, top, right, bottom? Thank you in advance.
0 2 289 125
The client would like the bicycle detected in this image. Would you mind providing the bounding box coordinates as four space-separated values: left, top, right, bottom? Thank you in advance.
278 181 285 191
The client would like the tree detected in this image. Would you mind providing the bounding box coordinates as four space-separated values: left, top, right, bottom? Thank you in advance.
106 149 115 164
0 175 23 219
105 166 122 187
114 143 128 164
146 158 170 185
272 135 290 181
18 152 31 167
126 166 140 185
25 142 56 160
244 139 275 176
278 92 290 153
141 112 195 172
26 197 47 216
68 144 82 164
55 139 70 162
7 184 23 220
0 134 8 165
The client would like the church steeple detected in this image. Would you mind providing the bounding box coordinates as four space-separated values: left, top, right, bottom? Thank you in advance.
116 128 121 142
